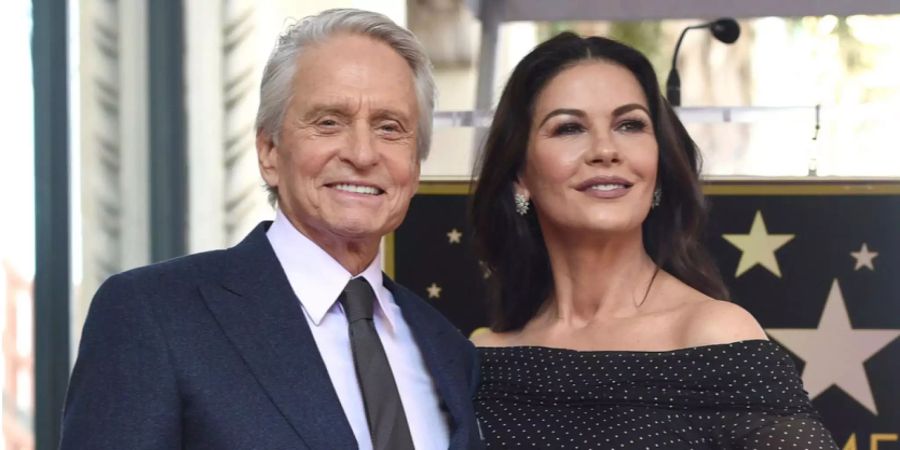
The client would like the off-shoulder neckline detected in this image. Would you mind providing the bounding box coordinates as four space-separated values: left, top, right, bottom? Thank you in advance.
476 338 776 355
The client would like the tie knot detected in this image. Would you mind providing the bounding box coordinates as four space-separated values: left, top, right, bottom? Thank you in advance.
341 277 375 322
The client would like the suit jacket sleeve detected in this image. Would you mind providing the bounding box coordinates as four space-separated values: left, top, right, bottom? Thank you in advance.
467 339 481 399
59 272 182 449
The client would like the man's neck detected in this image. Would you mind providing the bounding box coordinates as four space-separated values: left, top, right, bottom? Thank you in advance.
281 215 381 276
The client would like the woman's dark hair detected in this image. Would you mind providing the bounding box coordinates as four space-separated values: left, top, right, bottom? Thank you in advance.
470 32 729 332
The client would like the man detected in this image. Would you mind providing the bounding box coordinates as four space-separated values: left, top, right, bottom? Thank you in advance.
60 9 482 450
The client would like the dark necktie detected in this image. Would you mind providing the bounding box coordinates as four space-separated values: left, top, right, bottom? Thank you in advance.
340 277 415 450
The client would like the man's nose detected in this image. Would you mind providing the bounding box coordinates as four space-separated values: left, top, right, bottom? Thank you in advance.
343 123 379 168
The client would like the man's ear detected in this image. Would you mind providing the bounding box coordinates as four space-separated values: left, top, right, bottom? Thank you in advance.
410 159 421 197
257 130 279 190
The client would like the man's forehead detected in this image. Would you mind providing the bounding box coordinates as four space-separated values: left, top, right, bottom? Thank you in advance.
288 35 419 118
295 34 414 81
301 95 414 115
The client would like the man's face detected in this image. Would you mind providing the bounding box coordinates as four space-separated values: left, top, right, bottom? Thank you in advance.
258 33 421 247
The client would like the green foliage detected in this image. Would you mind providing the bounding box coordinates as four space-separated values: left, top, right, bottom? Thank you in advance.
537 20 668 89
608 22 668 87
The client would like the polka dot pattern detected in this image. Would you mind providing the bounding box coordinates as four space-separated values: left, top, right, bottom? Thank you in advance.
474 340 838 449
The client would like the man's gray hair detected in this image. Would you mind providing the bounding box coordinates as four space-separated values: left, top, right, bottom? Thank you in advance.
256 8 436 206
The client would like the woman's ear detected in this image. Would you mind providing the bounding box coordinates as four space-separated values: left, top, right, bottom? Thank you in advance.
513 172 530 201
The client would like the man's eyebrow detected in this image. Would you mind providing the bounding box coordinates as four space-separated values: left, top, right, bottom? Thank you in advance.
299 104 413 124
370 108 412 122
301 103 354 120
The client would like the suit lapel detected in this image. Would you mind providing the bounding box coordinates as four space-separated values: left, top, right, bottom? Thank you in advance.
201 223 356 450
386 277 471 448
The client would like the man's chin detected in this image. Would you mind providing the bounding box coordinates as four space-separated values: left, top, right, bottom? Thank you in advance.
326 219 390 242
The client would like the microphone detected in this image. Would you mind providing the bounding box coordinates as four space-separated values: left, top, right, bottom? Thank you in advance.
666 18 740 107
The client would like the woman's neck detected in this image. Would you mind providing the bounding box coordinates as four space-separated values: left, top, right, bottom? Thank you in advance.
537 225 658 327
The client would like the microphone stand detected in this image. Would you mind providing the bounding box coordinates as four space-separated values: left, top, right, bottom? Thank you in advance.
666 22 712 107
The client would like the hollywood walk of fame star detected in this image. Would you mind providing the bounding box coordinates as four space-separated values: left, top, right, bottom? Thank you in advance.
850 243 878 271
723 210 795 278
767 279 900 415
426 282 442 299
447 228 462 244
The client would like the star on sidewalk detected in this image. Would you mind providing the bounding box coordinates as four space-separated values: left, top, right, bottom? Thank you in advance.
447 228 462 244
850 243 878 271
767 279 900 415
722 210 795 278
426 282 442 299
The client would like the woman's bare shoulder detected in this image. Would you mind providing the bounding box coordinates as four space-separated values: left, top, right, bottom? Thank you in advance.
678 296 768 346
469 327 515 347
656 273 767 346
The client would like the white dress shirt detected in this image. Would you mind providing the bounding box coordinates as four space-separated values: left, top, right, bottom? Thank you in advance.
266 210 450 450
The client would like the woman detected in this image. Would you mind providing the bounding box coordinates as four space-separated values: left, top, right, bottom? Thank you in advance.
470 32 837 449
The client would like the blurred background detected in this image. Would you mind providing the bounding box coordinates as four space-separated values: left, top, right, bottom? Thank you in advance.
3 0 900 448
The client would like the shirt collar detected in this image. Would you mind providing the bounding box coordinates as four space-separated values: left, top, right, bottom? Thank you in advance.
265 209 396 330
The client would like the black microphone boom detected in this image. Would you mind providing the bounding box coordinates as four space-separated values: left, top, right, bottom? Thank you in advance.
666 18 741 106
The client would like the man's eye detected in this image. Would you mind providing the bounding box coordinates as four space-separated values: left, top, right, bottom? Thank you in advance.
377 122 404 136
318 119 339 127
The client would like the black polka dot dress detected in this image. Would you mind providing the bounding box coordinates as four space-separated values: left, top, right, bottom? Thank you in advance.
474 340 838 449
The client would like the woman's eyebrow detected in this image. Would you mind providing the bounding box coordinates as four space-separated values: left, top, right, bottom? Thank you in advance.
537 108 587 128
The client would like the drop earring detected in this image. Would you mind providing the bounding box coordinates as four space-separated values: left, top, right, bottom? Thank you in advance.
514 193 530 216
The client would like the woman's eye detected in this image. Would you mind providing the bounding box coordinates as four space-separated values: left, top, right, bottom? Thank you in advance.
618 119 648 132
551 122 585 136
318 119 338 127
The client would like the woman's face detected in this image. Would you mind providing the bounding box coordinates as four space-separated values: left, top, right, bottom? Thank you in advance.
517 60 658 239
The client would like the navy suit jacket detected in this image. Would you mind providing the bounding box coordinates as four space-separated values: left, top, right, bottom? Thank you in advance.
60 222 483 450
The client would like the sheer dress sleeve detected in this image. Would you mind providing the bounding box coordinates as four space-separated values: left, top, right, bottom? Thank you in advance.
712 341 838 449
725 414 838 449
